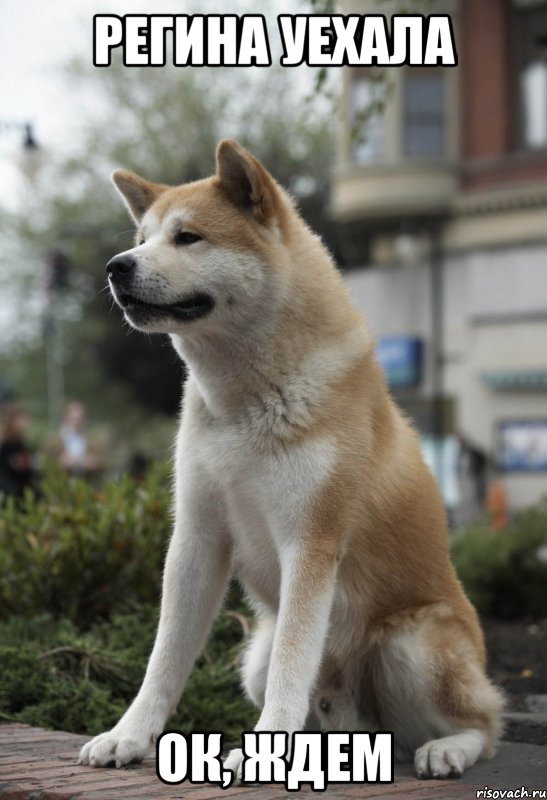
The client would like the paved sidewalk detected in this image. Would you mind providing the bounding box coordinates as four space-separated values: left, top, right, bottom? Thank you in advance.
0 724 545 799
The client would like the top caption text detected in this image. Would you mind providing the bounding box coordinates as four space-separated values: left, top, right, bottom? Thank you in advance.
94 14 458 68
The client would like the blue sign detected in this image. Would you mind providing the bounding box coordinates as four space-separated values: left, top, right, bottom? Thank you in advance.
497 420 547 472
376 336 423 388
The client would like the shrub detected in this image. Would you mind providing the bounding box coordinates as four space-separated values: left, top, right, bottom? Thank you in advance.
0 462 257 738
452 498 547 620
0 606 256 741
0 462 172 627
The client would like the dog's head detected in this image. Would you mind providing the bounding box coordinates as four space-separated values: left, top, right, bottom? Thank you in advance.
107 140 291 336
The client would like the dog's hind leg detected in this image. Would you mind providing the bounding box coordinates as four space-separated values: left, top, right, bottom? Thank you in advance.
373 603 504 778
413 660 504 779
241 614 275 709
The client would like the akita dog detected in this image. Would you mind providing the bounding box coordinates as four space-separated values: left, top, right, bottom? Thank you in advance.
79 140 503 780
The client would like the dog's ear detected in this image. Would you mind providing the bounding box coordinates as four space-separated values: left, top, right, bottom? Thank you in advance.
111 169 165 223
216 139 278 225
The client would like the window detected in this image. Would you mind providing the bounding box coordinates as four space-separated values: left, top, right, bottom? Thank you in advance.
521 61 547 147
514 4 547 149
403 71 445 158
350 75 385 164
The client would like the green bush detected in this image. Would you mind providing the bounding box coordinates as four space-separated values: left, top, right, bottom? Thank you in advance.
0 462 172 627
0 607 256 740
0 465 256 738
452 499 547 620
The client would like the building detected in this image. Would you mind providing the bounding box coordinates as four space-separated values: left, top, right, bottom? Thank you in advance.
333 0 547 512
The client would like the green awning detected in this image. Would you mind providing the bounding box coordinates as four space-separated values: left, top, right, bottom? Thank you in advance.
481 370 547 390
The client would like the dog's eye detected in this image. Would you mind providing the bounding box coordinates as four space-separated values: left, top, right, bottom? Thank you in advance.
174 231 202 246
319 698 331 714
138 238 145 246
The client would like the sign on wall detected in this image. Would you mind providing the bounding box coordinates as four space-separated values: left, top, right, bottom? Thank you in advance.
376 336 423 389
497 420 547 472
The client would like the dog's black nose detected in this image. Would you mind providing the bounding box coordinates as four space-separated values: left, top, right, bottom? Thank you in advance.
106 254 136 280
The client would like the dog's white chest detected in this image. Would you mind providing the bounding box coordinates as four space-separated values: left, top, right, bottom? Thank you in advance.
242 435 334 607
211 424 335 536
194 417 336 606
179 376 337 607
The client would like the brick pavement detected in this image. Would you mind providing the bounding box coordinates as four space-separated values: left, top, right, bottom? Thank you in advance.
0 724 545 800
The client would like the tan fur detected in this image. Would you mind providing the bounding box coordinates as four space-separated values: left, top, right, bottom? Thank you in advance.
79 140 503 780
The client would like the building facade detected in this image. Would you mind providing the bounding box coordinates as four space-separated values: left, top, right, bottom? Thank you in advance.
333 0 547 510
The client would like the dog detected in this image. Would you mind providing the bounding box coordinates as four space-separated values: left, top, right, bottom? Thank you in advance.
78 140 503 780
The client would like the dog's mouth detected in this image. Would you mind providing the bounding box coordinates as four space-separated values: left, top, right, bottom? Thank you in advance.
117 291 215 322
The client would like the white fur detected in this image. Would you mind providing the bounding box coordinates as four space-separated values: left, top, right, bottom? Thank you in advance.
79 450 232 767
241 615 275 707
415 730 486 778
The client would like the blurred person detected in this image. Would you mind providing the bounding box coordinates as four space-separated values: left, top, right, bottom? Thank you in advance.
55 401 102 478
0 403 39 500
456 433 488 527
128 451 150 483
486 472 509 532
419 434 460 529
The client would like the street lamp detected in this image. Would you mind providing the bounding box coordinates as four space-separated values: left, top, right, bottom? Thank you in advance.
0 120 41 180
22 123 38 151
44 250 71 428
0 119 39 151
393 217 447 493
429 221 446 493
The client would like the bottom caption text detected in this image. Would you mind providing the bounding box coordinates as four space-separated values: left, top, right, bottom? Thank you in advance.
156 730 394 790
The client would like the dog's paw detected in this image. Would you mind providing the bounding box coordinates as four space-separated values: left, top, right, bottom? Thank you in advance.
78 728 152 768
415 740 465 779
223 747 245 784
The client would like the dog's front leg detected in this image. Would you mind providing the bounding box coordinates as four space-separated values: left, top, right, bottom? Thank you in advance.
225 539 338 779
79 485 231 768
